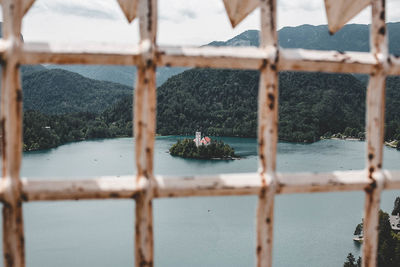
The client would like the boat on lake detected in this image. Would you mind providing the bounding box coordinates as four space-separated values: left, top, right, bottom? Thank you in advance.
353 234 363 243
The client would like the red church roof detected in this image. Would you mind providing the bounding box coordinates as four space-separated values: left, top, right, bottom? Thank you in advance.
194 135 211 146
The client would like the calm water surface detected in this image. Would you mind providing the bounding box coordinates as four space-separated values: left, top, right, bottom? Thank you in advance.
4 137 400 266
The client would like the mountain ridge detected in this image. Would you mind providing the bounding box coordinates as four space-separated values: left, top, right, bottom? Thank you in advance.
52 22 400 87
22 68 132 114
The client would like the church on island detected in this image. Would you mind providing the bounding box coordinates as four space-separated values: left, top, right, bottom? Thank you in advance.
193 132 211 147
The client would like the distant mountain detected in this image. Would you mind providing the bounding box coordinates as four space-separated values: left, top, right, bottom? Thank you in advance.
45 65 137 87
20 65 47 76
208 30 260 47
209 22 400 54
46 65 187 87
44 23 400 88
22 69 132 114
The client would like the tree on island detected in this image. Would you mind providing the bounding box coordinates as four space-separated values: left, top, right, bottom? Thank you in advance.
343 253 361 267
354 222 363 236
169 139 237 159
392 197 400 215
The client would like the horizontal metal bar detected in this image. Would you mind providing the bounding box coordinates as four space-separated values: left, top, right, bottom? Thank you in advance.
20 177 141 201
0 40 381 73
383 169 400 189
158 46 378 74
20 42 145 65
279 48 378 74
0 40 382 73
387 55 400 75
156 45 274 70
13 169 400 202
155 173 262 197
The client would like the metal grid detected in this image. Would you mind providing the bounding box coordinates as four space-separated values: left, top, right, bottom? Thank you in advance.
0 0 398 266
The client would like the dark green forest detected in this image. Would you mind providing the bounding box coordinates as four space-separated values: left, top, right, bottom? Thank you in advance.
23 110 132 151
20 69 134 151
101 69 368 143
169 139 236 159
160 69 367 143
22 69 132 114
392 197 400 215
23 66 400 151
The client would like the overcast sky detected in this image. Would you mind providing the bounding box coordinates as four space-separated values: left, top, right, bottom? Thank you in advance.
5 0 400 45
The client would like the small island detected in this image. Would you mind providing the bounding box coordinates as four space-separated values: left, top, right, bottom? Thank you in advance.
169 132 238 160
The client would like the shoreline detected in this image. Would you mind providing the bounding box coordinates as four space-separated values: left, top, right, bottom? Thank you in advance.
326 137 362 141
322 136 399 150
24 135 400 153
168 151 240 160
178 155 240 161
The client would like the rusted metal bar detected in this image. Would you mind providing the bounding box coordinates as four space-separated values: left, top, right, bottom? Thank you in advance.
362 1 388 267
158 46 377 72
386 55 400 75
117 0 139 23
1 0 25 266
257 1 278 267
1 170 398 202
134 176 154 267
157 45 274 70
222 0 259 28
279 48 377 74
11 43 383 74
156 170 400 196
134 0 157 266
21 42 144 65
324 0 371 34
19 177 142 201
21 0 35 16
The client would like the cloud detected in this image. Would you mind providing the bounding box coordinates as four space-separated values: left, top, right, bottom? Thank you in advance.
279 0 321 12
159 0 223 23
179 9 197 20
13 0 400 46
21 0 138 44
27 0 122 20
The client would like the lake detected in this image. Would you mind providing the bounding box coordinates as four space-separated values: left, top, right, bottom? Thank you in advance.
4 137 400 266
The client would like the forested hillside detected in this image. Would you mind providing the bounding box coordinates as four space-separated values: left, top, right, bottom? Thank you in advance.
102 69 366 143
23 110 132 151
210 22 400 54
385 76 400 140
22 69 132 114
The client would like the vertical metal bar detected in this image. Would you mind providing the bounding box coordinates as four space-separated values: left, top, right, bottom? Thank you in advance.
363 1 387 266
134 0 157 266
257 1 278 267
1 0 25 266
